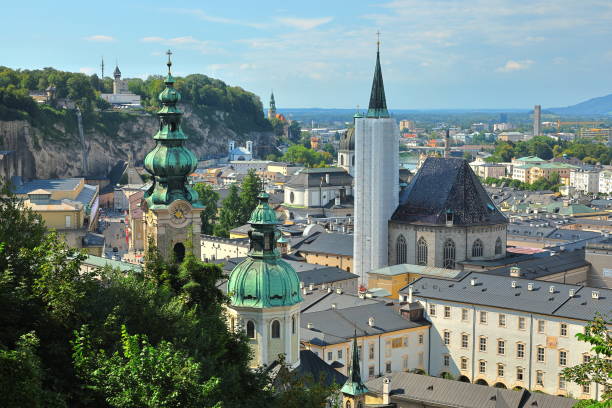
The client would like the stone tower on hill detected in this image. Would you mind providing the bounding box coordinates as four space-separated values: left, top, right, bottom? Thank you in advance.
142 51 203 261
353 40 400 284
268 91 277 120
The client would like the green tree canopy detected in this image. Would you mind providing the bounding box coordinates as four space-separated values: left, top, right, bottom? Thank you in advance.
193 183 220 235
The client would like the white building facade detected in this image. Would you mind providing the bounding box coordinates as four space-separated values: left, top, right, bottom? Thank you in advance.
570 169 600 194
353 46 399 283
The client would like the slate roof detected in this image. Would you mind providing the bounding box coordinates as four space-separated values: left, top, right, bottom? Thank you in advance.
368 263 463 278
301 302 428 346
485 250 588 280
285 167 352 189
392 158 507 226
298 267 358 286
401 271 611 321
75 184 98 206
301 292 380 313
365 372 576 408
296 232 353 257
14 178 82 195
295 350 347 386
83 255 142 273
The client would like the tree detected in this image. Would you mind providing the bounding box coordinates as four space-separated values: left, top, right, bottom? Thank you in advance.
215 183 241 237
322 143 336 157
561 314 611 404
193 183 220 235
238 169 262 225
73 325 222 408
288 121 301 143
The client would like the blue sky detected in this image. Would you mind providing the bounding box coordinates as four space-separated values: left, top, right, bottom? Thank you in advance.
4 0 612 109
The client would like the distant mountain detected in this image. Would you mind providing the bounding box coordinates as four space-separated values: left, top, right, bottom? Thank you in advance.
550 93 612 116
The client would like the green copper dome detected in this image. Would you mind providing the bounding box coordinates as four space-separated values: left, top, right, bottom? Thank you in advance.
227 194 302 308
143 51 201 209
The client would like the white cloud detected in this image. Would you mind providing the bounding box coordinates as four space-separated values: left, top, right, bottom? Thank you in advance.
167 8 268 29
496 60 534 72
140 36 219 54
79 67 96 75
276 17 333 30
84 35 115 42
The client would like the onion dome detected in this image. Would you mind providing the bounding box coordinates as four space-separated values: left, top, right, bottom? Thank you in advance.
227 193 302 308
143 50 201 208
339 127 355 151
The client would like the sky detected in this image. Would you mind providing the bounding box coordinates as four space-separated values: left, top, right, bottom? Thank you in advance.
3 0 612 109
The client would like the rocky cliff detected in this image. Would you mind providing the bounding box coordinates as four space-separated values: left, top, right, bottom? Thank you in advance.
0 104 275 180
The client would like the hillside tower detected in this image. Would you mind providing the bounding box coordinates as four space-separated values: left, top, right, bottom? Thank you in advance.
353 37 399 283
268 91 277 120
226 193 302 368
142 51 203 261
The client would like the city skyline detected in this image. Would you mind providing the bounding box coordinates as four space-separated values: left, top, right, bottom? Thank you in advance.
4 0 612 109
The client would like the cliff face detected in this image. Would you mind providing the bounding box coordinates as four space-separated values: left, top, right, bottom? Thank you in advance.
0 104 274 180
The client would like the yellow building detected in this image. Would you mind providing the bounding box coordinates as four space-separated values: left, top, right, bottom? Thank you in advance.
367 264 464 298
15 178 99 248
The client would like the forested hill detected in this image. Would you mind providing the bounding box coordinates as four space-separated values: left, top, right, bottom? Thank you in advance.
550 93 612 116
0 66 274 179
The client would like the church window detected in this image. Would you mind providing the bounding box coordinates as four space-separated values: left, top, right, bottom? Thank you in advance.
290 192 294 204
443 239 456 269
291 315 296 334
495 237 502 255
417 237 428 266
340 155 344 166
396 235 407 264
346 401 351 408
271 320 281 338
472 239 483 258
352 155 355 166
247 321 255 339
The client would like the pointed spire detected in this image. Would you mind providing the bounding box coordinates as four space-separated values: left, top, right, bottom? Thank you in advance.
341 333 369 396
367 32 389 118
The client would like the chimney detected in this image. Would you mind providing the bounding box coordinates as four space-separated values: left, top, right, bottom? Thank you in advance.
307 322 313 329
336 288 343 294
325 173 330 184
408 286 414 303
309 283 314 291
527 282 534 291
302 287 307 295
327 287 332 293
549 285 555 294
368 317 375 327
592 290 600 300
331 303 337 309
569 289 575 298
511 280 517 288
510 266 521 277
300 281 304 289
470 277 477 286
359 293 366 299
382 377 391 405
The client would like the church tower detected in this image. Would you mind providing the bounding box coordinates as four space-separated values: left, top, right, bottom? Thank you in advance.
142 51 203 261
226 193 302 369
353 38 399 284
338 126 355 176
341 336 369 408
267 91 277 120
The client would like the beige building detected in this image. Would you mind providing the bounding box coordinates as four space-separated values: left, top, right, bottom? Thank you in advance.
367 264 463 299
476 163 506 179
296 232 353 272
402 273 610 401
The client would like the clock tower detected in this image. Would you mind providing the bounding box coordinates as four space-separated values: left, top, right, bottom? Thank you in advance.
142 50 203 261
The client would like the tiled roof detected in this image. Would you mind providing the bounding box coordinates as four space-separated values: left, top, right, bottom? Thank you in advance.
301 302 428 346
369 263 462 278
14 178 82 194
297 232 353 257
392 158 507 226
285 167 352 188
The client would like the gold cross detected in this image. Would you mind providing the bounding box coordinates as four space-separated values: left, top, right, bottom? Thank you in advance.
166 49 173 73
376 30 381 50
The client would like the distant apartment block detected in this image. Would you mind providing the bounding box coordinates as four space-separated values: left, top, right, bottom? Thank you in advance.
570 169 600 194
599 170 612 194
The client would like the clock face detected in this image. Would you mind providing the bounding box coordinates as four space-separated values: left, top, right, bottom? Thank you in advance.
169 201 191 225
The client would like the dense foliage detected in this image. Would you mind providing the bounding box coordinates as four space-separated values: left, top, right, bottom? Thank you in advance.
193 183 220 235
0 180 335 407
281 144 333 167
486 136 612 164
0 66 270 134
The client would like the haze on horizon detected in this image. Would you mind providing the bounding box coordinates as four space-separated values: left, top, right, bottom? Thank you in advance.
4 0 612 110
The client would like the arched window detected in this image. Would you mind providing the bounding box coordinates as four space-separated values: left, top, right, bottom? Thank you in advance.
340 155 344 166
472 239 483 258
246 321 255 339
417 237 428 266
495 237 502 255
352 155 355 166
290 191 294 203
271 320 281 338
396 235 407 264
443 239 456 269
345 401 351 408
291 315 296 334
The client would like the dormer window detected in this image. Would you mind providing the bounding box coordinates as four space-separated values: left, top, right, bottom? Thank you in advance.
446 210 454 226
